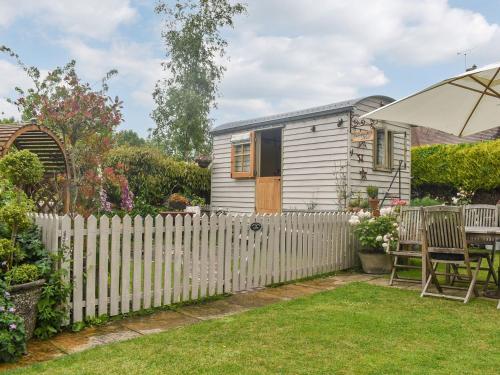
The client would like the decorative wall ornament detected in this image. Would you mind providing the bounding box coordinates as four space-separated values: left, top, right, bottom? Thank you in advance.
359 168 368 180
350 114 377 131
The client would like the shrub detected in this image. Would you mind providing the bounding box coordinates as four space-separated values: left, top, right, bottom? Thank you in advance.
35 251 71 340
0 279 26 362
349 210 398 253
6 264 40 285
0 150 44 189
105 146 210 207
410 196 444 207
412 140 500 195
0 197 34 240
0 239 23 272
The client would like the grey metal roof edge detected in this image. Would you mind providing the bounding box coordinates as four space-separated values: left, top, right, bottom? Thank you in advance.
211 95 395 135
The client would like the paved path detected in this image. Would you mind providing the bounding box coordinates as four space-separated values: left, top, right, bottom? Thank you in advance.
0 273 383 372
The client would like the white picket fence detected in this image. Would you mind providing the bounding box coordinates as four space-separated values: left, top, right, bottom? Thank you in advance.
33 212 358 323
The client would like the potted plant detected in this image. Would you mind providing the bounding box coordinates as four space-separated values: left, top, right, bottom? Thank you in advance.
349 209 398 274
168 193 190 211
348 193 369 213
366 185 380 217
0 151 47 342
194 155 211 169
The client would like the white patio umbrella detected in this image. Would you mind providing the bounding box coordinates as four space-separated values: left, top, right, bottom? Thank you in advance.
361 63 500 136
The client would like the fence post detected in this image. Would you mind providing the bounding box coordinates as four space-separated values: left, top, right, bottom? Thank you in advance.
86 215 97 318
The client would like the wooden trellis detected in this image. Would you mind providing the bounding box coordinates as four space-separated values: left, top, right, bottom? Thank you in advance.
0 122 71 214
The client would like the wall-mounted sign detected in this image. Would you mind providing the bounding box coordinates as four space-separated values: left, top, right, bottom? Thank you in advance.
351 129 374 142
250 222 262 231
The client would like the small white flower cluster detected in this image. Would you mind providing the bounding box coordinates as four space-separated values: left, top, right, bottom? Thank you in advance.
348 209 371 225
381 232 394 251
380 207 393 216
452 188 474 205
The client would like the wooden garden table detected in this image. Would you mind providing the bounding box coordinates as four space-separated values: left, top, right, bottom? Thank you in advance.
465 227 500 295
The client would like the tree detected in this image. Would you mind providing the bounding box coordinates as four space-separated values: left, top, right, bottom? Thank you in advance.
0 117 15 124
114 129 147 147
151 0 245 160
1 46 123 213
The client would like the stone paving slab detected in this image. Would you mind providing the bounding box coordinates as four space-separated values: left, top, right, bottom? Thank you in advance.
177 299 247 320
296 277 339 290
0 273 385 372
49 321 140 354
122 310 199 334
258 284 319 300
224 289 284 308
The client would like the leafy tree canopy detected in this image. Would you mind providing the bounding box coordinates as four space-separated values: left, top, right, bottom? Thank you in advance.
0 45 123 213
151 0 246 160
114 129 147 147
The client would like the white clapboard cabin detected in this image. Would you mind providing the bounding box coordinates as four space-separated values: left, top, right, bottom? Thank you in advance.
211 95 411 214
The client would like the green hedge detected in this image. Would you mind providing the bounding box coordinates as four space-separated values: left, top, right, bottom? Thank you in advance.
411 139 500 193
106 146 211 207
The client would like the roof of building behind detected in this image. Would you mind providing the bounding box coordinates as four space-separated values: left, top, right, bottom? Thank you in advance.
411 126 500 147
211 95 394 135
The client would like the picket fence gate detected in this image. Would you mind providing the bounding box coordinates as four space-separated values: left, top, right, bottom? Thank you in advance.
33 212 358 323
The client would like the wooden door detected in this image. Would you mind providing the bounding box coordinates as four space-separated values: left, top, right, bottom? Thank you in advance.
256 177 281 213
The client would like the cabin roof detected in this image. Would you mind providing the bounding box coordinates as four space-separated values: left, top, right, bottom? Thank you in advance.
211 95 394 135
411 126 500 146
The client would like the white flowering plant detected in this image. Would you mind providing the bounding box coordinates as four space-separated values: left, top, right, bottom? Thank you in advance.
349 209 399 253
451 188 474 205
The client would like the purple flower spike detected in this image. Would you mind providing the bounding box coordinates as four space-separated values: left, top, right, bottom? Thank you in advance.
100 188 112 212
8 307 15 313
120 181 134 212
9 323 16 330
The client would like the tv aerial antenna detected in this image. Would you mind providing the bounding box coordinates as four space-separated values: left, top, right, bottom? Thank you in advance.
457 48 475 71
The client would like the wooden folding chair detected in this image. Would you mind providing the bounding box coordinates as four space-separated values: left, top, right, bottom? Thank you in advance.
389 206 424 287
463 204 498 290
420 206 494 303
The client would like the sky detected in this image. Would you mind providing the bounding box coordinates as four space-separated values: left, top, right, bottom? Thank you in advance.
0 0 499 137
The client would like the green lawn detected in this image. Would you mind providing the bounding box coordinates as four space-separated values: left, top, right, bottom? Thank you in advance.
9 283 500 375
393 255 500 285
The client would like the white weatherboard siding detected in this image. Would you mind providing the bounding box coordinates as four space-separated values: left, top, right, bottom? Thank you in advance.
210 96 411 214
351 97 411 202
282 114 349 211
211 133 255 213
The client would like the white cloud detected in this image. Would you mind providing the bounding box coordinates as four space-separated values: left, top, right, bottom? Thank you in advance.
214 0 498 124
59 38 164 109
0 0 137 39
0 60 35 120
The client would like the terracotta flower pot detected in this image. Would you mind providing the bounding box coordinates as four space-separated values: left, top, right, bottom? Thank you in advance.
9 279 45 340
358 251 392 274
368 198 380 217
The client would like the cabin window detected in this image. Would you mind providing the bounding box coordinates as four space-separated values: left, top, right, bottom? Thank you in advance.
231 131 255 179
373 128 393 171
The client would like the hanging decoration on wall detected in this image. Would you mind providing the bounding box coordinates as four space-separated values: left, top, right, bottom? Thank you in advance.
350 113 374 165
351 129 374 142
359 168 368 180
350 114 377 131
